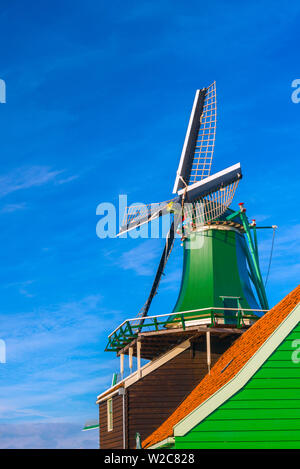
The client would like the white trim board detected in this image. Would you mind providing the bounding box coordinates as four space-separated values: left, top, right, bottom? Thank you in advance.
177 162 241 198
173 302 300 437
149 437 175 449
173 90 201 194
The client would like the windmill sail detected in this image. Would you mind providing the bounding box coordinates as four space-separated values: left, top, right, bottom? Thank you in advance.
184 180 240 229
173 82 217 193
118 164 241 235
134 219 178 329
179 164 242 230
116 83 241 324
118 198 179 236
128 165 241 325
133 174 241 329
179 163 241 202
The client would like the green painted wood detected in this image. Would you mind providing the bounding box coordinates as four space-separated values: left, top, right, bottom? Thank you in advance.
266 336 300 348
179 429 300 442
276 340 300 351
246 378 300 389
171 228 259 317
175 441 300 449
221 399 300 410
173 321 300 449
252 367 300 378
263 350 298 361
230 388 299 400
261 360 300 368
278 335 300 340
206 408 300 420
289 323 300 333
190 419 300 432
239 211 268 309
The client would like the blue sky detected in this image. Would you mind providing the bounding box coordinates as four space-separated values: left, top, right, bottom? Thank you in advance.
0 0 299 448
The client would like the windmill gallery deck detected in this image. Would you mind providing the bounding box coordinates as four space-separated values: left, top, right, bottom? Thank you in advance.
95 83 299 449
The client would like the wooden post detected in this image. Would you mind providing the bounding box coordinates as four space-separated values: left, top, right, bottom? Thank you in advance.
137 340 141 379
120 352 124 380
129 347 133 374
118 388 126 449
206 330 211 374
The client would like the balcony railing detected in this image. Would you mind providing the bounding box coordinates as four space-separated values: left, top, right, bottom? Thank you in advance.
105 307 267 353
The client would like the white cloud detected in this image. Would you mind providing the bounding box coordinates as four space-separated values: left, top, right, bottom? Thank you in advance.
56 174 79 185
0 423 98 449
160 268 182 291
0 166 62 197
119 240 163 276
0 202 27 213
0 166 78 198
251 214 271 223
0 294 122 426
4 280 35 298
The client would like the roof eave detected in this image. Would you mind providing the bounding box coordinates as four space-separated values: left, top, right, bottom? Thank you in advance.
146 437 175 449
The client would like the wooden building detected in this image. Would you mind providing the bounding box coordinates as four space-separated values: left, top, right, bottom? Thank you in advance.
97 320 256 448
142 285 300 449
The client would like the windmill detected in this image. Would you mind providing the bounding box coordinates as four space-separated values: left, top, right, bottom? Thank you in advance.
98 84 275 450
117 82 268 331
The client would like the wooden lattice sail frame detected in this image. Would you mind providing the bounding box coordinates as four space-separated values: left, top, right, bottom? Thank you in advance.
120 179 239 238
120 199 177 235
119 164 241 235
188 81 217 184
184 180 240 228
173 82 217 193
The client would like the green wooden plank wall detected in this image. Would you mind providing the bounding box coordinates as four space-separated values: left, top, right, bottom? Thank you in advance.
175 321 300 449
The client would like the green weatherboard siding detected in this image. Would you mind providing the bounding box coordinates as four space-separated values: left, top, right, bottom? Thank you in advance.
174 322 300 449
172 228 259 316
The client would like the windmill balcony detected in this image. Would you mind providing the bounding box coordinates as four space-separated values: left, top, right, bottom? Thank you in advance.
105 307 265 354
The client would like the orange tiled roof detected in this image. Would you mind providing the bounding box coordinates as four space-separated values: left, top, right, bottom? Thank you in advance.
143 284 300 448
96 382 124 401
